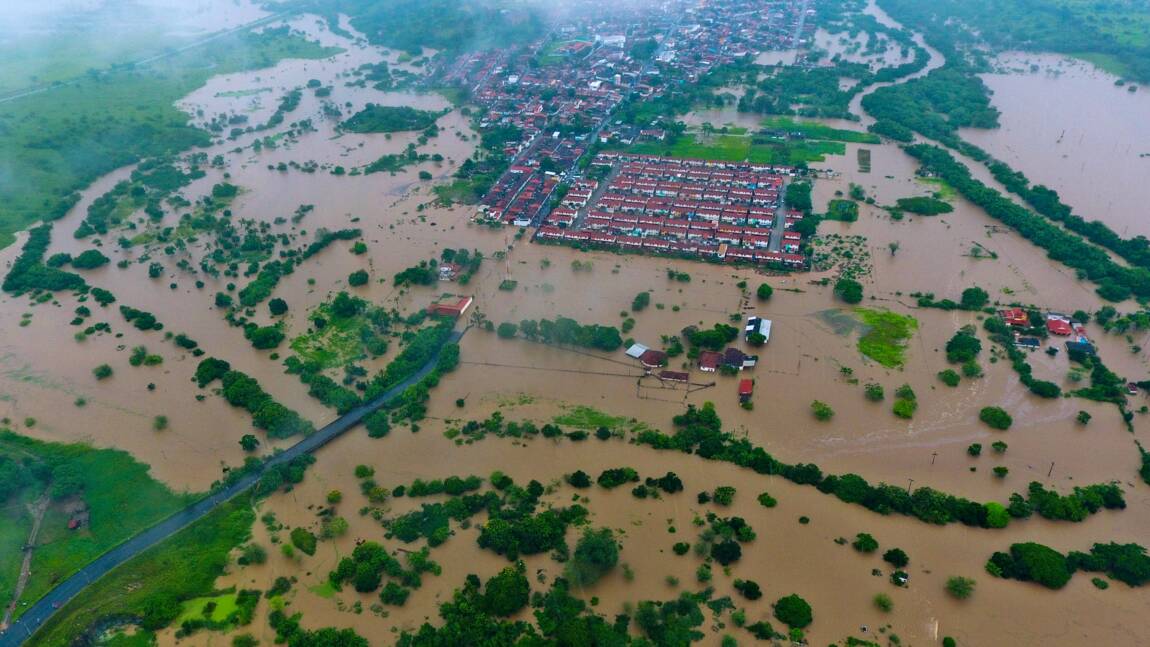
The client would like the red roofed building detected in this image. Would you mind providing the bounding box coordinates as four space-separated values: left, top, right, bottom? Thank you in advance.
427 295 473 318
1000 308 1029 327
738 379 754 403
698 350 722 372
1047 318 1073 336
639 349 668 368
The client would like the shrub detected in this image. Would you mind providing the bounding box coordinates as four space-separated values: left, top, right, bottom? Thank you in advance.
72 249 110 269
269 298 288 316
93 364 113 380
852 533 879 553
773 594 812 629
733 579 762 600
566 470 592 488
348 270 369 286
938 369 960 387
811 400 834 421
988 542 1072 589
496 322 518 339
863 382 884 401
757 492 777 508
756 283 773 300
979 406 1013 430
883 548 909 568
834 278 863 304
873 593 893 612
712 486 736 506
711 540 742 566
945 576 975 599
672 542 690 556
967 443 982 457
290 528 317 556
892 398 917 419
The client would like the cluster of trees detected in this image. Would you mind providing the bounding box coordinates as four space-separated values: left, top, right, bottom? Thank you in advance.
907 144 1150 301
342 104 447 133
238 259 289 307
120 305 163 331
682 323 738 351
301 228 361 260
988 541 1150 590
633 403 1124 530
329 541 439 606
3 225 87 294
826 199 859 222
394 260 438 286
504 316 622 352
403 475 483 497
71 249 110 269
195 359 313 438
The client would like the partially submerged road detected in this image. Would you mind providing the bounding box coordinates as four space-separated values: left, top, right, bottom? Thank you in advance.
0 328 466 646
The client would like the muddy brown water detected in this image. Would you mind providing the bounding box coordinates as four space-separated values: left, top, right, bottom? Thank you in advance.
959 52 1150 239
1 5 1149 647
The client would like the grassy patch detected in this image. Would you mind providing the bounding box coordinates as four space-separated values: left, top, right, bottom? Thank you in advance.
627 132 847 165
761 116 881 143
30 496 254 647
552 405 648 434
0 431 193 615
855 308 918 368
176 592 240 624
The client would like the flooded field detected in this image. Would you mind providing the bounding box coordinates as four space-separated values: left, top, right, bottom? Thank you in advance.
3 3 1150 647
960 52 1150 238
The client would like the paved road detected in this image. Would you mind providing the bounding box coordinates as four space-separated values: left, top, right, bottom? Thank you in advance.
0 329 465 647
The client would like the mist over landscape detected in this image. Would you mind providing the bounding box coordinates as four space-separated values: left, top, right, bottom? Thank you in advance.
0 1 1149 646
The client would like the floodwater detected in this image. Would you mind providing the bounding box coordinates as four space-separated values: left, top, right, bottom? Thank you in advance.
959 52 1150 238
2 2 1150 646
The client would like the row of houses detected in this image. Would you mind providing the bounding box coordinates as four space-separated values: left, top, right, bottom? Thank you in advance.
535 226 805 266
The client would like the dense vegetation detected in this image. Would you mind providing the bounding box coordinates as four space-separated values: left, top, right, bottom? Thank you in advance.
341 105 447 133
0 28 339 249
505 316 623 352
633 403 1123 529
988 541 1150 589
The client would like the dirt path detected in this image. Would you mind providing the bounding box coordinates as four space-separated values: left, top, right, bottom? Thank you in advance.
0 489 50 630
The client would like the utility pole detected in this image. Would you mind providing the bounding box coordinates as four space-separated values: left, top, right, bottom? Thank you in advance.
1048 462 1055 478
931 451 937 466
906 478 914 493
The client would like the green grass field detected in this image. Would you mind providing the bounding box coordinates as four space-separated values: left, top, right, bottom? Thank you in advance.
760 117 881 144
856 308 918 368
629 133 847 165
0 431 195 618
30 496 254 647
0 27 341 249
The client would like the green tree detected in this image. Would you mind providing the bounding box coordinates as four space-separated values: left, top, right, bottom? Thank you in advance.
566 528 620 586
348 269 370 287
773 594 812 629
756 283 773 300
269 298 288 316
497 322 518 339
852 533 879 553
960 287 989 310
979 406 1013 430
883 548 909 568
483 561 530 616
834 278 863 304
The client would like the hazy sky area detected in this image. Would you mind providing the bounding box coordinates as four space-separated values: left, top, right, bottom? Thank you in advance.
0 0 269 92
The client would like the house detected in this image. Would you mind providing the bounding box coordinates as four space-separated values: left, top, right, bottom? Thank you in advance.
427 295 473 318
1015 336 1041 349
698 350 722 372
639 349 668 369
1065 340 1096 356
738 379 754 403
1000 308 1029 328
625 343 650 359
722 347 757 370
659 370 689 383
1046 317 1073 336
745 316 772 343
